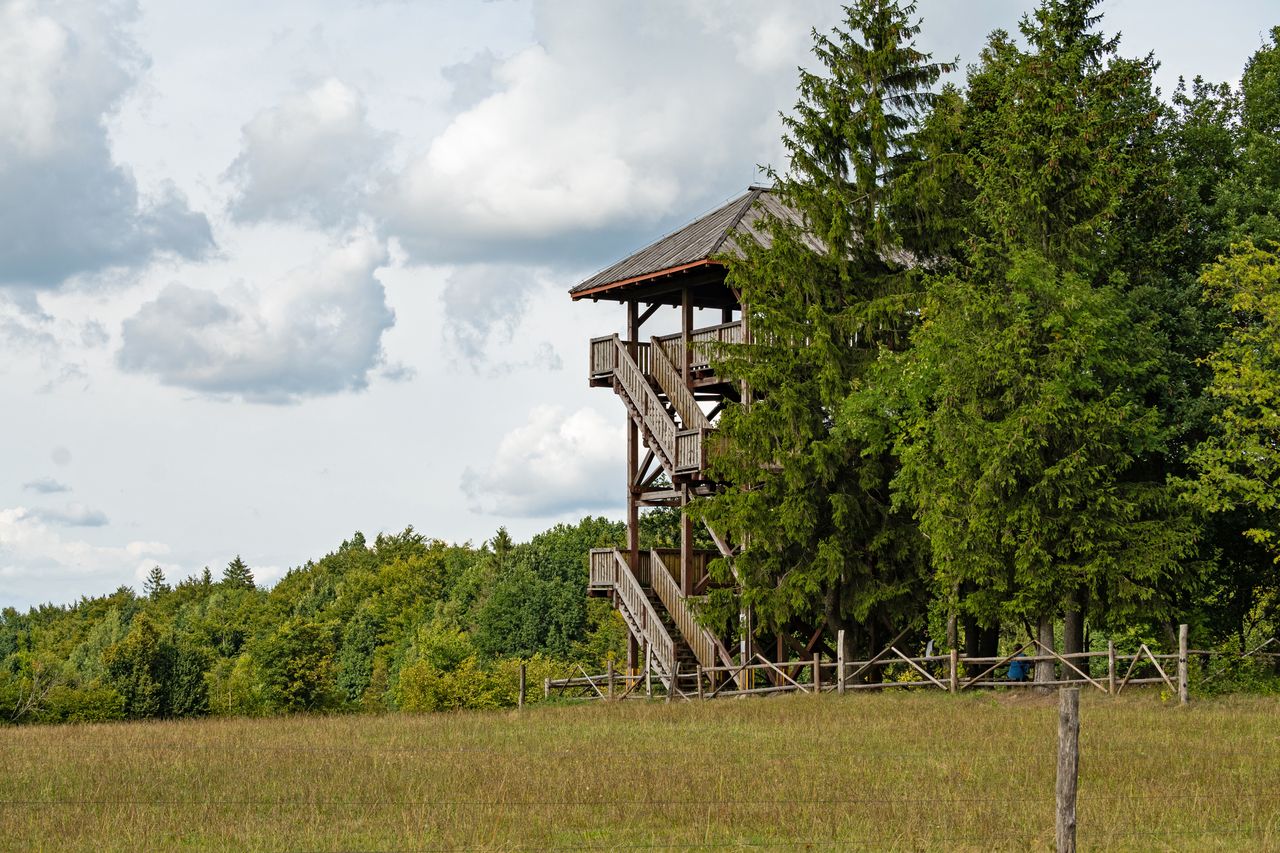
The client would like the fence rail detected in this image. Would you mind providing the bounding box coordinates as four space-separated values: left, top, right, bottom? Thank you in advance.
548 626 1278 704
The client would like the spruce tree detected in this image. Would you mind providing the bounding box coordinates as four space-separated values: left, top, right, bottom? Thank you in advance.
697 0 951 658
143 566 169 600
221 556 255 591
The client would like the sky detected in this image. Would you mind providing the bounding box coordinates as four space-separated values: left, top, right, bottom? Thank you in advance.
2 0 1276 609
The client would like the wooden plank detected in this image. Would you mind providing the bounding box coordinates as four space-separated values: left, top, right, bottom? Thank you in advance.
1032 640 1109 694
960 640 1037 690
891 647 948 691
518 663 526 710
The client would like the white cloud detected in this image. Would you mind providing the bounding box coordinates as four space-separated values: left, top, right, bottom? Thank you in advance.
116 231 396 403
0 0 212 291
0 506 171 604
462 405 622 517
382 0 835 264
226 78 390 228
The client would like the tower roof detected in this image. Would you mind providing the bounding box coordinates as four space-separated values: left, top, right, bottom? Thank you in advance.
569 186 807 301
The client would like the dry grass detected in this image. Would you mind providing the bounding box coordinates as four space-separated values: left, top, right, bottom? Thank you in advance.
2 690 1277 851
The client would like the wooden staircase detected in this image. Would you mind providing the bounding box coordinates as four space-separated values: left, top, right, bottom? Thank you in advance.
587 324 743 688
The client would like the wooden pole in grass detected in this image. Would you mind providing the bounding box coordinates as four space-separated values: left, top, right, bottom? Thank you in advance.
696 665 704 700
949 648 959 694
1056 687 1080 853
543 677 550 700
1178 624 1189 705
1107 641 1116 695
518 663 526 710
607 659 615 701
813 654 821 694
837 630 846 695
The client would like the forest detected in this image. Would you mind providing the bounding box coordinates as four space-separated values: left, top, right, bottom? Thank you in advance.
4 0 1280 724
0 518 653 723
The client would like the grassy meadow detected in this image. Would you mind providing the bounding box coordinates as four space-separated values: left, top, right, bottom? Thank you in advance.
2 690 1277 851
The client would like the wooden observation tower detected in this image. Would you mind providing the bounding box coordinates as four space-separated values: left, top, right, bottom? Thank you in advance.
570 186 803 691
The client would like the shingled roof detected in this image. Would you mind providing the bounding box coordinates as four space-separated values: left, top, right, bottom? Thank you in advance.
569 186 807 300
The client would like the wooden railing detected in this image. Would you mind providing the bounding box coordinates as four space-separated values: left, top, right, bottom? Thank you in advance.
609 550 676 685
655 321 744 373
588 548 615 590
590 336 650 377
606 335 680 473
675 429 707 474
649 337 711 430
649 550 719 670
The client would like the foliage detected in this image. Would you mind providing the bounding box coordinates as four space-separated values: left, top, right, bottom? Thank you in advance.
1184 244 1280 562
1 518 625 724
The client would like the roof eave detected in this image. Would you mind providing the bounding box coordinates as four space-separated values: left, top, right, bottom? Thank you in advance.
568 258 726 301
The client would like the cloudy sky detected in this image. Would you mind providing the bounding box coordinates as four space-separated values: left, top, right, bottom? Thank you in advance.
2 0 1275 608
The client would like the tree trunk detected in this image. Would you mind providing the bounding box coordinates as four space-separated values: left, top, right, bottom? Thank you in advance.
1035 615 1056 689
1063 591 1084 678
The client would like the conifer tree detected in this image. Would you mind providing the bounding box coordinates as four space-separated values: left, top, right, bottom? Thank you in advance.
882 0 1200 669
221 556 255 591
143 566 169 600
697 0 951 658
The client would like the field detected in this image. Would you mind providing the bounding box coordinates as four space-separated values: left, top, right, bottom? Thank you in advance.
2 690 1278 851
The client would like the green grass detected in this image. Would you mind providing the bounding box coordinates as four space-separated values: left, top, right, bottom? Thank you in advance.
2 690 1277 850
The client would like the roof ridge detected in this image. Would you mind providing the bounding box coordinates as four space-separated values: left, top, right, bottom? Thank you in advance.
707 186 763 258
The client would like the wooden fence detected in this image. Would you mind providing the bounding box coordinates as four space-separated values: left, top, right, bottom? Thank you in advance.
545 627 1280 705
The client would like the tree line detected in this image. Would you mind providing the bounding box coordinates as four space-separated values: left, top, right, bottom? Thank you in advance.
0 518 660 724
696 0 1279 670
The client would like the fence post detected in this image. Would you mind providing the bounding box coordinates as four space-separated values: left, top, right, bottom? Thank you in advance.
1178 623 1189 705
837 630 846 695
1056 687 1080 853
518 663 526 710
696 665 704 700
949 648 959 694
812 654 821 694
1107 641 1116 696
645 646 653 698
607 659 615 701
543 677 550 700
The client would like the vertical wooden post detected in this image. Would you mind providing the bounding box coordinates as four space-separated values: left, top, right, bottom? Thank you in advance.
607 659 615 701
837 629 846 695
626 300 640 572
680 486 694 595
949 648 959 694
543 677 550 700
1107 641 1117 695
1056 688 1080 853
518 663 526 710
681 287 692 384
1178 623 1189 706
812 654 821 694
645 645 653 698
696 666 704 700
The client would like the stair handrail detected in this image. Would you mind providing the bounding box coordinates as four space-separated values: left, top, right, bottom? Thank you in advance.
648 336 712 431
648 550 720 670
610 335 679 470
610 549 676 683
